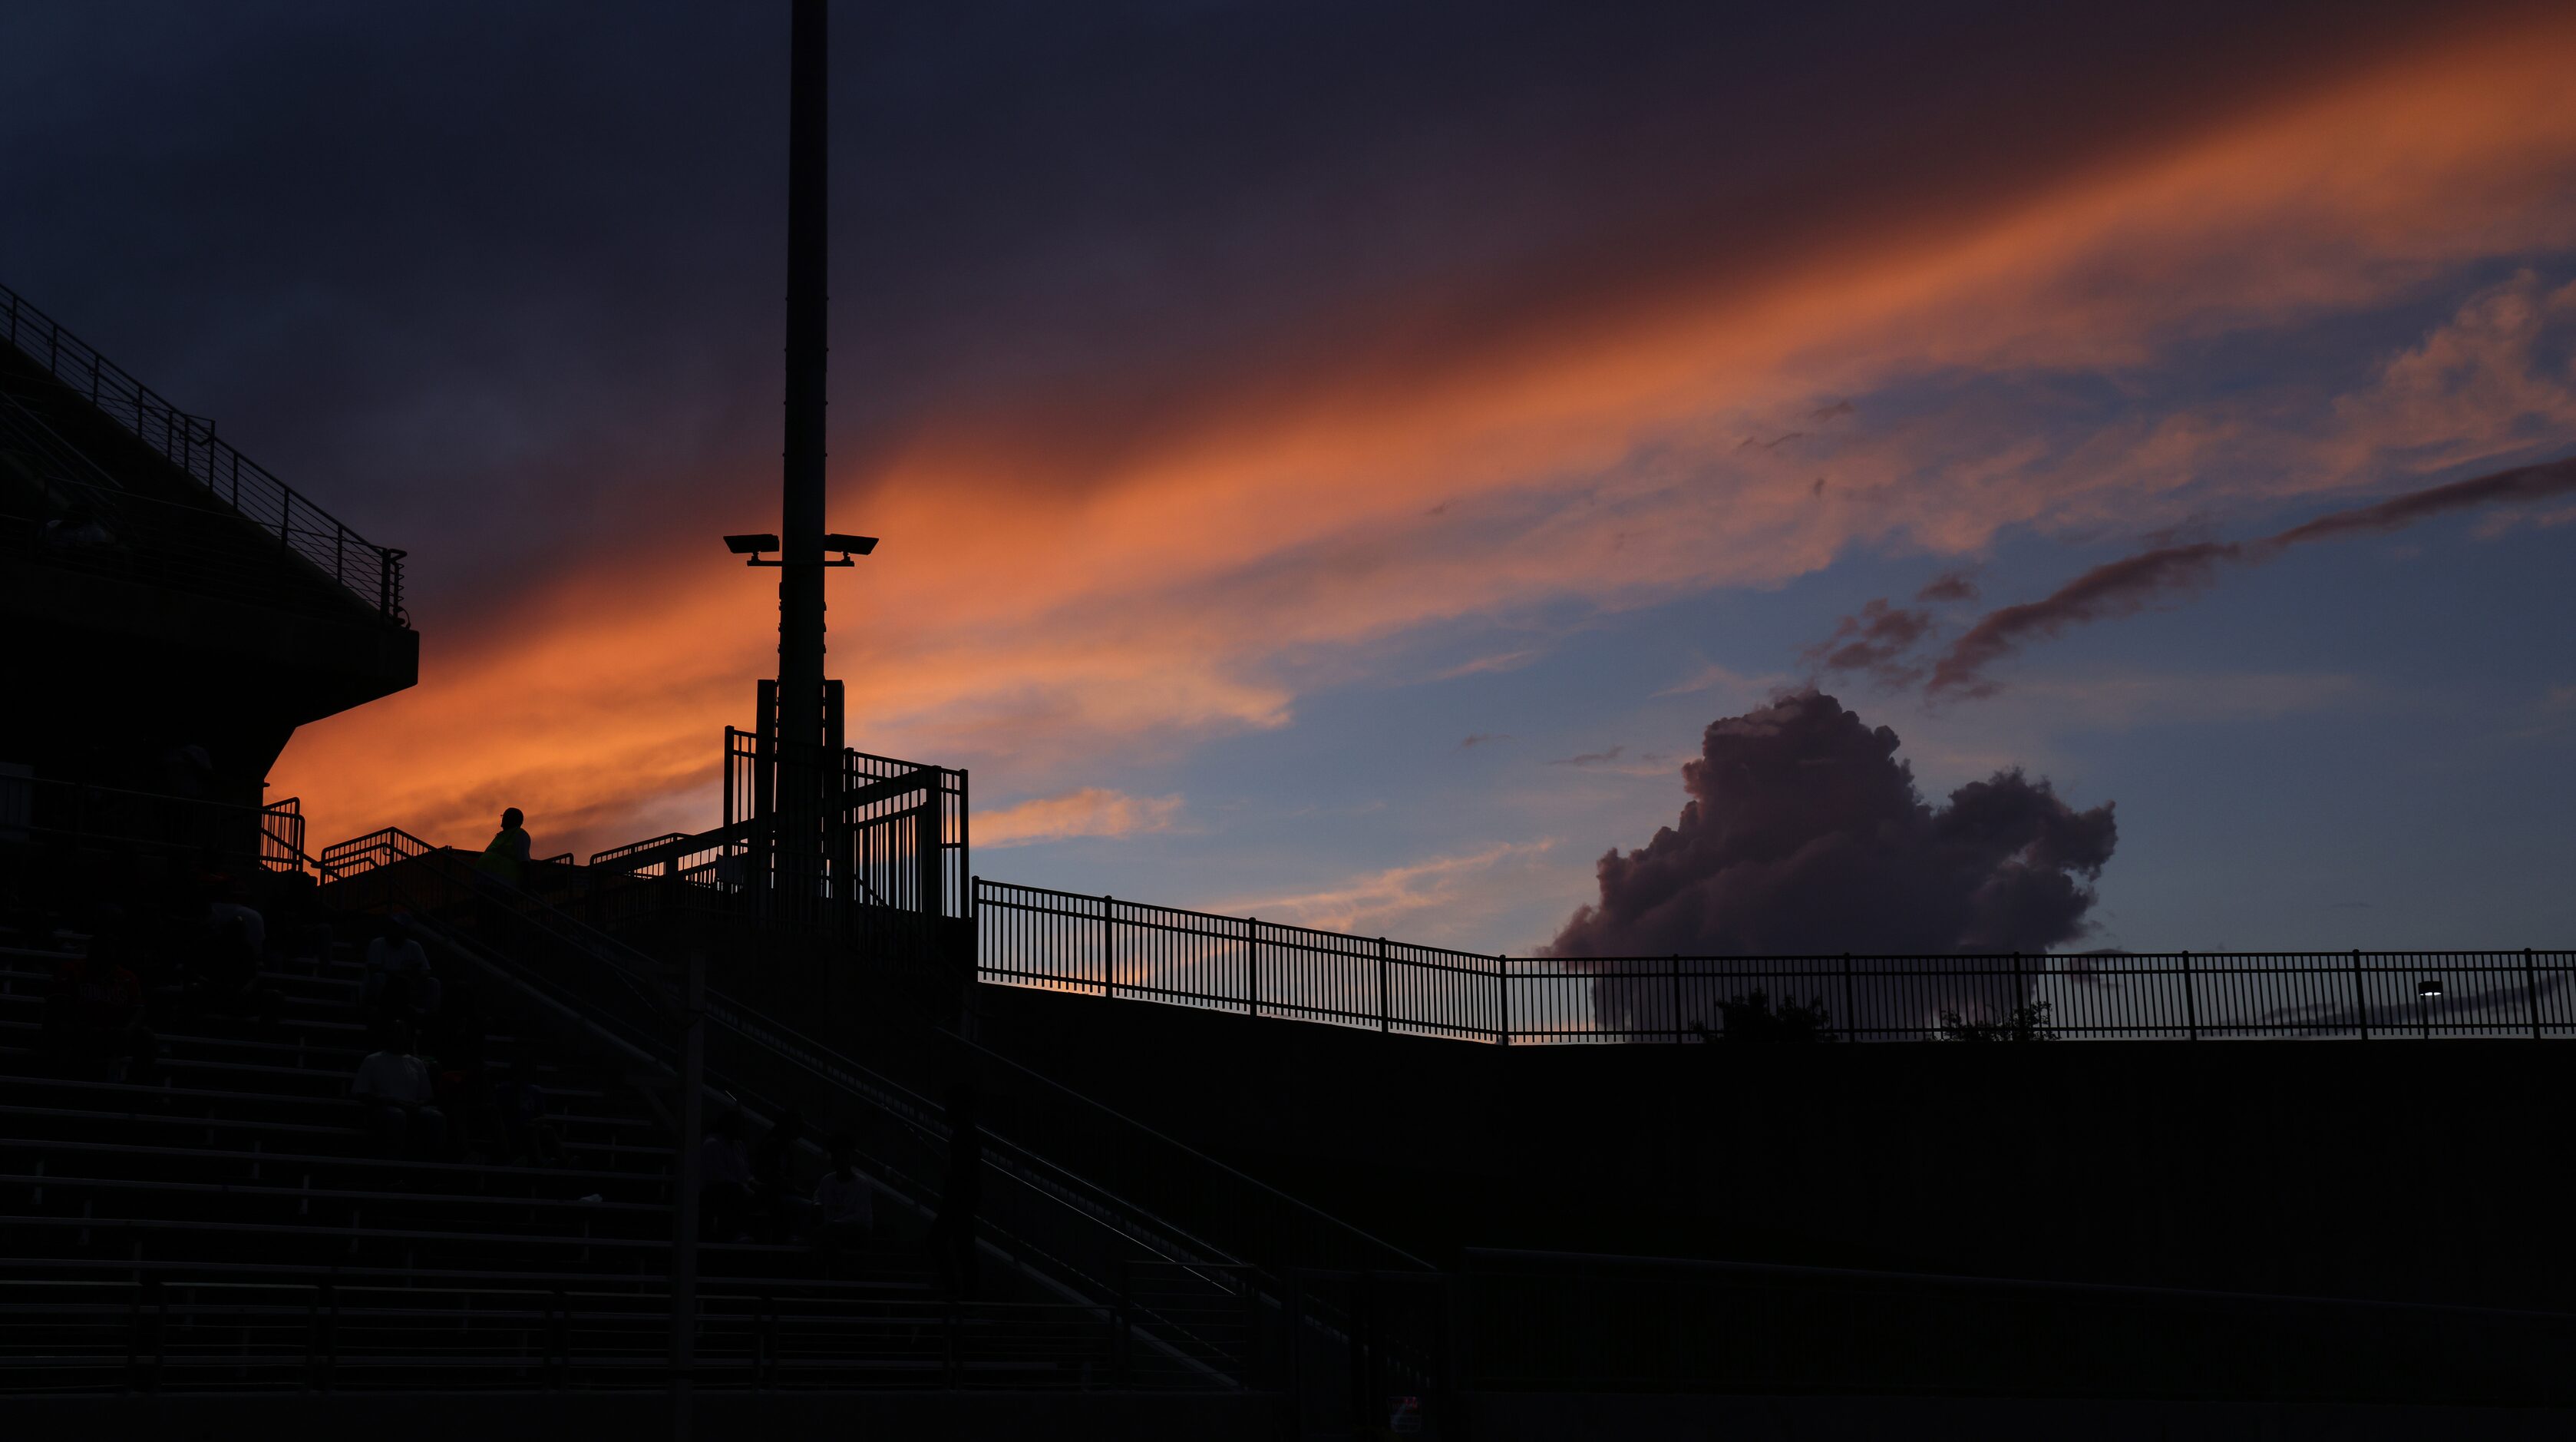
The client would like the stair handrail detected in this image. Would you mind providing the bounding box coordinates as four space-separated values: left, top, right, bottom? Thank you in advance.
315 840 1286 1293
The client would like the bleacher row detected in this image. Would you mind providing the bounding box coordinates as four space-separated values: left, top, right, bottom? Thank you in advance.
0 904 1158 1392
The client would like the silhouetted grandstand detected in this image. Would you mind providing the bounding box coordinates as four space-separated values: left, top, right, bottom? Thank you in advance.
8 2 2571 1426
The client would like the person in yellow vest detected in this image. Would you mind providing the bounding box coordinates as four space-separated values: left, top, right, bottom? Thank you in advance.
474 808 533 888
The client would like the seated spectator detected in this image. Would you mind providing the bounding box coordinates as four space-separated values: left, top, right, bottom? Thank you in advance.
171 908 282 1027
353 1021 446 1159
44 933 154 1081
495 1053 556 1166
362 915 441 1024
699 1110 755 1243
203 876 266 961
751 1110 815 1242
811 1137 874 1275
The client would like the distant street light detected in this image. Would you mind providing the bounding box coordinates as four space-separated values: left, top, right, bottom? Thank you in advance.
2416 977 2442 1040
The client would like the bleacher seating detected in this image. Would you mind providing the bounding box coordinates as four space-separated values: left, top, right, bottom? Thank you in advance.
0 895 1151 1394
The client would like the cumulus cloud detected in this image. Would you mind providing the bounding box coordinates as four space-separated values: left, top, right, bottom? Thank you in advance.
1548 692 2115 1028
977 788 1184 848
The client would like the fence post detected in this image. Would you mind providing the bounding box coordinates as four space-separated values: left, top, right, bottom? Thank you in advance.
1841 953 1855 1041
2182 950 2198 1042
1670 954 1683 1043
2352 949 2370 1040
1496 956 1511 1045
2527 948 2542 1040
1377 938 1391 1033
1248 916 1260 1019
1103 897 1116 1000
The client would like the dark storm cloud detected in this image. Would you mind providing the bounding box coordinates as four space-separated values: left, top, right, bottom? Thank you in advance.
1549 692 2115 965
1798 455 2576 698
0 0 2531 640
1923 455 2576 696
1551 746 1627 768
1802 597 1935 688
1927 542 2243 697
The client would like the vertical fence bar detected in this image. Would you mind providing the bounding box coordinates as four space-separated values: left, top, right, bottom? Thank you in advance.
2353 949 2370 1040
1377 938 1390 1033
2182 950 2198 1042
1496 957 1510 1045
2527 948 2542 1040
1669 955 1683 1043
1840 954 1856 1042
1247 917 1260 1019
1103 897 1116 1000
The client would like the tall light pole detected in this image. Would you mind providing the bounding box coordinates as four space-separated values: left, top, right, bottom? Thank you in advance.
778 0 830 761
727 0 873 919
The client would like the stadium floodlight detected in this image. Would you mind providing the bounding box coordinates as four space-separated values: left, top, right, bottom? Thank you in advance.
722 532 875 567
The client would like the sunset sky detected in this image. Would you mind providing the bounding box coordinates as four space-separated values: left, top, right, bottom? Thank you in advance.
9 1 2576 954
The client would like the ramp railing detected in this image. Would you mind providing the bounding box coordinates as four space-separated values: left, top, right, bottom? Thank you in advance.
0 280 406 622
973 880 2576 1043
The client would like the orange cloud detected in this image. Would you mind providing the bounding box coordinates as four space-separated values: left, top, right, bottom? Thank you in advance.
278 15 2576 858
979 788 1185 849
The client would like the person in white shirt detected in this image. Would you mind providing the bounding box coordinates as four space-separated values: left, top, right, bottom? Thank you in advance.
362 915 441 1021
353 1021 444 1158
811 1137 873 1274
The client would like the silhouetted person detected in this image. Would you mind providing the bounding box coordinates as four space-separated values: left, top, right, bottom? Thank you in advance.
474 808 533 888
497 1053 555 1165
354 1020 445 1159
40 499 113 554
928 1084 983 1301
751 1110 815 1243
167 897 282 1027
699 1110 755 1242
811 1137 874 1276
363 914 439 1024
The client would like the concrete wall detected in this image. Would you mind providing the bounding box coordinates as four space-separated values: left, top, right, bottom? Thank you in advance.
966 981 2576 1308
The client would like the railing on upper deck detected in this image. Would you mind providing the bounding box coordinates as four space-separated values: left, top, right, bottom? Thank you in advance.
0 773 308 878
0 281 408 623
973 880 2576 1044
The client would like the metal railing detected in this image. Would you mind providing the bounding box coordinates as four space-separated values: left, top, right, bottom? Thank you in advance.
314 840 1410 1304
1 280 407 622
976 881 1505 1043
973 881 2576 1044
0 774 307 877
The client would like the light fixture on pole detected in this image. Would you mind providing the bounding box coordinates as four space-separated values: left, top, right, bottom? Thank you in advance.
724 533 876 568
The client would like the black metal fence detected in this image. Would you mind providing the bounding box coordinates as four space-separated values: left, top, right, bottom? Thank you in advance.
973 881 2576 1044
2 280 407 622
